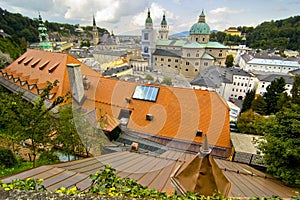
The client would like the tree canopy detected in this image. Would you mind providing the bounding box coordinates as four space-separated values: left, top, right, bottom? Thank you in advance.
257 103 300 186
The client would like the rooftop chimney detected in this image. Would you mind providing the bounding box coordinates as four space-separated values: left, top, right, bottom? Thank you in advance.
67 64 85 104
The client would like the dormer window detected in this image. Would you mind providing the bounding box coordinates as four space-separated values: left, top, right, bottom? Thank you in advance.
13 78 19 83
28 85 35 90
20 81 26 86
38 89 43 95
8 75 12 79
48 93 55 100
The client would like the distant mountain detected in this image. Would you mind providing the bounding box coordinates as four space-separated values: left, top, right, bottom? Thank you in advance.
170 31 189 38
170 30 218 38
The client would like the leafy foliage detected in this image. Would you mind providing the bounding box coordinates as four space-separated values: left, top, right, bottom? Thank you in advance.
225 54 234 68
36 150 60 166
263 77 286 115
145 74 154 81
241 89 255 113
245 16 300 51
258 103 300 186
161 77 172 86
0 146 17 167
291 75 300 104
0 178 45 191
237 109 264 135
251 95 267 115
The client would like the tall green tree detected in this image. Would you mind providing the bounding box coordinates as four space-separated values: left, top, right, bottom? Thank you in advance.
263 77 286 115
55 105 84 161
251 95 266 115
241 89 255 113
258 103 300 186
291 75 300 104
225 54 234 68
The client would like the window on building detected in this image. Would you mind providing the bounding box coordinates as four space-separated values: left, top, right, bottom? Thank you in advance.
237 83 240 86
187 53 190 57
219 53 222 57
241 83 243 86
196 38 198 42
195 69 198 72
232 88 234 91
144 33 149 40
186 62 190 65
161 58 164 61
196 53 199 57
245 83 247 86
233 82 236 85
204 62 208 66
175 66 178 68
168 65 171 67
185 69 189 71
155 57 157 61
175 59 179 63
249 84 252 87
196 130 202 137
168 59 171 62
195 62 199 66
236 89 238 92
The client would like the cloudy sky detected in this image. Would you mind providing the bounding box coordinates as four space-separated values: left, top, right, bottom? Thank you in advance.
1 0 299 35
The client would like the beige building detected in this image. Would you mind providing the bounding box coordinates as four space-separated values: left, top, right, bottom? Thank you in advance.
224 27 242 36
153 10 228 78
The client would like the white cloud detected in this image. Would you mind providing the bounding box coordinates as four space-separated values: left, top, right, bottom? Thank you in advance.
132 2 175 29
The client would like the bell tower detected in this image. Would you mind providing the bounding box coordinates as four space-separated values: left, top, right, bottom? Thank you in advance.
92 15 99 45
158 12 168 40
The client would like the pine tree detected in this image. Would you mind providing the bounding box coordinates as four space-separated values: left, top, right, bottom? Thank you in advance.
263 77 286 115
241 89 255 113
251 95 266 115
291 75 300 104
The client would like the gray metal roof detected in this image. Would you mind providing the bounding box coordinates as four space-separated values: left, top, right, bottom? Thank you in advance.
153 49 182 57
191 66 251 87
257 74 295 85
1 150 297 198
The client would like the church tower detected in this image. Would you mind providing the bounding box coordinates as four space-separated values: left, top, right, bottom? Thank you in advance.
158 12 168 40
141 8 156 70
38 14 52 51
92 15 99 45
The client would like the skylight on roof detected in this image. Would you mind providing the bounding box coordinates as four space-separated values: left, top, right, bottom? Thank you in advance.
132 85 159 102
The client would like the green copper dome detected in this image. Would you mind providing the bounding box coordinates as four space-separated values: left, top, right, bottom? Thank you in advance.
190 22 210 35
145 9 152 24
190 10 210 35
161 13 167 26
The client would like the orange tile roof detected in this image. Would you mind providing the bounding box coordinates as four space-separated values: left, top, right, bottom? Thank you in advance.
82 77 231 149
1 49 230 150
1 49 101 100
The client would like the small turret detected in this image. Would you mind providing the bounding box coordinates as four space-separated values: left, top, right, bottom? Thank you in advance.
145 8 153 29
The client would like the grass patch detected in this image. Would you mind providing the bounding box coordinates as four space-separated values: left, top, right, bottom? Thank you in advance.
0 162 32 179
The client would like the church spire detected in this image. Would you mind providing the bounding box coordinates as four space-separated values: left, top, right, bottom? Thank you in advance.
93 14 96 26
198 9 206 23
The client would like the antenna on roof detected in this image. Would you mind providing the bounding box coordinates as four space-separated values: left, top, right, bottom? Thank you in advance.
200 134 211 157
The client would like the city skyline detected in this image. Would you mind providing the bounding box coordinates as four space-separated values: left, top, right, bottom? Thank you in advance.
0 0 300 35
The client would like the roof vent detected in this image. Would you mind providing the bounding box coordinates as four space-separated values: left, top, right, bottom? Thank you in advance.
146 114 153 121
125 97 131 103
83 75 90 90
196 130 203 137
131 142 138 152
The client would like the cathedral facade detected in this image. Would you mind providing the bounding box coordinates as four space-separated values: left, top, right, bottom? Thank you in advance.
143 9 228 78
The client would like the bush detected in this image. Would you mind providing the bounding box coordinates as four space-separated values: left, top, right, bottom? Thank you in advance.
37 150 60 166
0 146 17 168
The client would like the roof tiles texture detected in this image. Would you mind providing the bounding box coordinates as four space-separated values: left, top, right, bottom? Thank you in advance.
1 49 231 154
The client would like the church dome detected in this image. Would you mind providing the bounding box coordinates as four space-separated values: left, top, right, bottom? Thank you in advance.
145 9 152 24
190 22 210 35
189 10 210 35
161 13 167 26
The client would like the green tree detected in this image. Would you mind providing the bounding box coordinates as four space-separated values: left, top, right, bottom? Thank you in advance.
291 75 300 104
263 77 286 115
145 74 154 81
237 109 264 135
241 89 255 113
251 95 266 115
55 105 84 161
258 103 300 186
18 81 65 167
161 77 172 86
225 54 234 68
